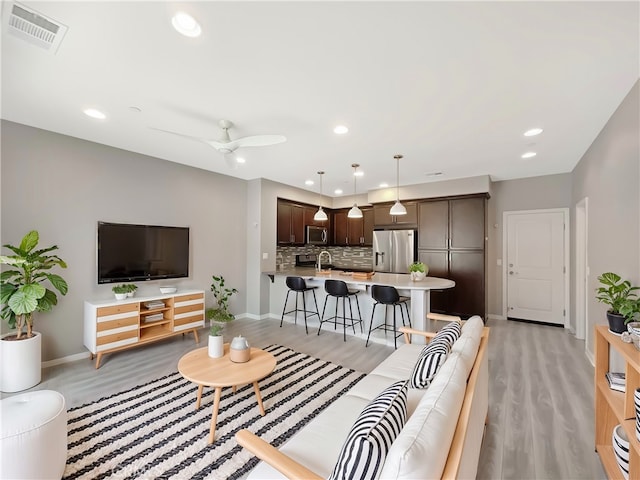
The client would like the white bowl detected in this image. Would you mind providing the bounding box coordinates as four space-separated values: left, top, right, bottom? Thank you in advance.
159 286 177 294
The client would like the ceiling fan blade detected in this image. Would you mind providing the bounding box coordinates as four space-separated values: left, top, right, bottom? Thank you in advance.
234 134 286 148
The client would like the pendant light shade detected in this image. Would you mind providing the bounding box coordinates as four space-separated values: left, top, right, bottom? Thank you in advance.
313 171 328 221
390 154 407 216
348 164 363 219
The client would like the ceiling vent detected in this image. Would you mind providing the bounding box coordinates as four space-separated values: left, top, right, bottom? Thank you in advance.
5 2 67 53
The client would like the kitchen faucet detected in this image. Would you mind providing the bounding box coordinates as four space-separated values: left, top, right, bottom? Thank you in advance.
317 250 332 271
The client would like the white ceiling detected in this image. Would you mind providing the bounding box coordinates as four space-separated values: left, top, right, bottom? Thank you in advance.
2 1 639 198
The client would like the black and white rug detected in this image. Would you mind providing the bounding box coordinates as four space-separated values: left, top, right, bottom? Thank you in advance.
64 345 364 479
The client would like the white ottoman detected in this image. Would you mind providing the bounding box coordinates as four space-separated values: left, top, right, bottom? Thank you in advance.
1 390 67 479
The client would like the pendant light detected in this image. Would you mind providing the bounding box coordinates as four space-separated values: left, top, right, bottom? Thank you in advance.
313 171 328 221
348 163 363 219
389 154 407 216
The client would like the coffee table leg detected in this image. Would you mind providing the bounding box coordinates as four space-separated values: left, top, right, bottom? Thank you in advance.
195 384 204 409
208 387 222 444
253 381 266 416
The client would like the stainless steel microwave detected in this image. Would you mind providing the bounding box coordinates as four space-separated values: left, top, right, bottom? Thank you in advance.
306 225 328 245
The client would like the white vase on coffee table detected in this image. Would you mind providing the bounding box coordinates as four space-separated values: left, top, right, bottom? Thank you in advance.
208 335 224 358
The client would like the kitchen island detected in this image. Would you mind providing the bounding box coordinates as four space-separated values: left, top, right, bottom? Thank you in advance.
265 268 455 345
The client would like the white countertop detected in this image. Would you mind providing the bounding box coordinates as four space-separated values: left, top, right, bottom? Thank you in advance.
264 268 454 291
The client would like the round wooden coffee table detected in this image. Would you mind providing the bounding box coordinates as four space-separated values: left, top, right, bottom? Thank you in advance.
178 344 277 444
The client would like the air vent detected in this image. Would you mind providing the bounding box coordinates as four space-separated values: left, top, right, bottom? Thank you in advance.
6 2 67 53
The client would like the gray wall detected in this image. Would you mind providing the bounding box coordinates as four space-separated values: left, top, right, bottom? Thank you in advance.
1 121 248 361
571 80 640 358
487 174 573 317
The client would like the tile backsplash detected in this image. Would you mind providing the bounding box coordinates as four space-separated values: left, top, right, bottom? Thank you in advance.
277 245 373 271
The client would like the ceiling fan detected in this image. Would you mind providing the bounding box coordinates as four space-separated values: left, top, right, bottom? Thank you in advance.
155 119 286 168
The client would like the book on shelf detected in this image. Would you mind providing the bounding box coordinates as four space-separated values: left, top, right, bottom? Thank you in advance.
605 371 625 392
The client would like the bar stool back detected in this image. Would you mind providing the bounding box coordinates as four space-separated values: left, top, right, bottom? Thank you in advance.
318 279 363 341
366 284 411 349
280 276 319 334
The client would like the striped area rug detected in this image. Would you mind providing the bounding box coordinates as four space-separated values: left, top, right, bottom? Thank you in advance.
64 345 365 479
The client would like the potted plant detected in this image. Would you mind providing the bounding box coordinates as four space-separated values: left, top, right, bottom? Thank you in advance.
206 275 238 358
596 272 640 334
409 261 428 281
125 284 137 298
0 230 68 392
112 284 129 300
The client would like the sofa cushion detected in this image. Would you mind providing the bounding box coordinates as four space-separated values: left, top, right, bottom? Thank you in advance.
347 373 426 417
380 350 469 479
328 380 409 480
433 320 462 348
409 341 449 389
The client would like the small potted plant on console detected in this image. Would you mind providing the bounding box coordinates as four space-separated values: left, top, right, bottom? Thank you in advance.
125 284 137 298
206 275 238 358
112 284 128 300
596 272 640 334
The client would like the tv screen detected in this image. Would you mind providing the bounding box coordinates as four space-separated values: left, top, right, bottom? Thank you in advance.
97 222 189 284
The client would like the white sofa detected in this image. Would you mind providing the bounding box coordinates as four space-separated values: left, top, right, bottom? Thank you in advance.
237 315 490 479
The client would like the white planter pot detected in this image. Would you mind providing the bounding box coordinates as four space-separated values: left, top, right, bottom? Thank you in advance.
208 335 224 358
1 331 42 392
114 293 127 300
410 271 426 281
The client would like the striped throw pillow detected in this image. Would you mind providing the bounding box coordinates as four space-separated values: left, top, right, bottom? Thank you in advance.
410 341 450 389
433 321 462 348
328 380 408 480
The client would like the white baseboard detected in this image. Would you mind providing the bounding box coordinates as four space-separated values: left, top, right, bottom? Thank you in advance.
242 313 272 320
42 351 91 368
487 314 506 321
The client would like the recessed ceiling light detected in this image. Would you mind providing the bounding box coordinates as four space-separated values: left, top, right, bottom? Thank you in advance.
334 189 343 195
171 11 201 38
521 152 537 159
83 108 106 120
379 182 389 188
305 179 314 186
236 156 246 164
524 128 543 137
334 125 349 135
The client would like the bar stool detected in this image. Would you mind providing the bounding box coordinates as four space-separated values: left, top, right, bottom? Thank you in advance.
280 276 319 334
366 284 411 349
318 279 363 341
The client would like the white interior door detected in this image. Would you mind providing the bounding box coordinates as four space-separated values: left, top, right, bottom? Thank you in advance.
505 210 567 326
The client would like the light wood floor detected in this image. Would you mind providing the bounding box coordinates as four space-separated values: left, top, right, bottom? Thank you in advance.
5 317 606 479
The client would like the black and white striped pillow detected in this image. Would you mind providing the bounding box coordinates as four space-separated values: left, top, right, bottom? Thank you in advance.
433 321 462 348
410 341 450 389
328 380 408 480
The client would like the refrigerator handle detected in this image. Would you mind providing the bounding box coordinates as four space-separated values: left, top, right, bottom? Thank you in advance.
375 251 384 266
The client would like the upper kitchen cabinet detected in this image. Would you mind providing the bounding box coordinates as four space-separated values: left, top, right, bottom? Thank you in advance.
418 200 449 249
333 208 373 246
373 202 418 227
418 197 486 250
277 199 305 245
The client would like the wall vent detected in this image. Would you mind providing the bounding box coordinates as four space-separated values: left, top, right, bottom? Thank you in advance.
5 2 67 53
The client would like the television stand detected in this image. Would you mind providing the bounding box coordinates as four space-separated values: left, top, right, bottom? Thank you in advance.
84 290 205 368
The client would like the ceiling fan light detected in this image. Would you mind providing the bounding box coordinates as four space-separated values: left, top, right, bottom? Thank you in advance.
348 204 363 219
314 207 328 222
390 200 407 216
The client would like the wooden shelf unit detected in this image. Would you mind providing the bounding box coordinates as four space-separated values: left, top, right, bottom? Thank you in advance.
84 290 204 368
595 325 640 479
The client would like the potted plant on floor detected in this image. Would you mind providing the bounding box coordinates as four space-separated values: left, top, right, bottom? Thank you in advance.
409 261 428 281
206 275 238 358
596 272 640 334
0 230 68 392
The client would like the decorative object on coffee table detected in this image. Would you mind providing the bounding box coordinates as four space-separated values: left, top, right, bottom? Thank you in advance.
230 335 251 363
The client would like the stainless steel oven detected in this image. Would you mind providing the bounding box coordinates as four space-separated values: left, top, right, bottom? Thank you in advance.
306 225 328 245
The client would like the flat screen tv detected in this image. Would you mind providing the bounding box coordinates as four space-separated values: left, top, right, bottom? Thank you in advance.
97 222 189 284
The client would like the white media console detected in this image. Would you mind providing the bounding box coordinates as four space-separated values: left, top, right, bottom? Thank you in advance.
84 289 205 368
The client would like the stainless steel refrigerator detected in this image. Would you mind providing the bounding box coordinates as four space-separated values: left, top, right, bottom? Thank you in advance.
372 230 417 273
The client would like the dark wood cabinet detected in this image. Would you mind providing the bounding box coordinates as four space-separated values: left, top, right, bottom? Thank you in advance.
277 199 305 245
333 208 372 246
417 195 487 319
373 203 418 227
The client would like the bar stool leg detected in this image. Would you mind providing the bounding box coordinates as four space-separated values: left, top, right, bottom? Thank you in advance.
348 297 356 334
333 297 339 330
355 296 363 333
342 296 347 341
393 305 398 349
293 291 299 325
366 302 378 347
301 291 309 334
280 290 292 327
318 296 330 335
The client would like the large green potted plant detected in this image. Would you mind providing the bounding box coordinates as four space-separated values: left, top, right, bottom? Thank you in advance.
0 230 68 391
206 275 238 358
595 272 639 334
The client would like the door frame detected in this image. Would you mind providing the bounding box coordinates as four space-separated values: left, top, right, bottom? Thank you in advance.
575 198 589 341
502 208 570 328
